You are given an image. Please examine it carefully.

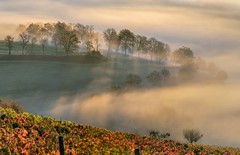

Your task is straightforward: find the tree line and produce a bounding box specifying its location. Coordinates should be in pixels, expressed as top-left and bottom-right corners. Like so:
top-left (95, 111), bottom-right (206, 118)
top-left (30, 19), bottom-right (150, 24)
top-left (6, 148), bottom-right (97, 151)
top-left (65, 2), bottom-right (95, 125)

top-left (2, 21), bottom-right (228, 82)
top-left (3, 22), bottom-right (170, 63)
top-left (2, 22), bottom-right (199, 64)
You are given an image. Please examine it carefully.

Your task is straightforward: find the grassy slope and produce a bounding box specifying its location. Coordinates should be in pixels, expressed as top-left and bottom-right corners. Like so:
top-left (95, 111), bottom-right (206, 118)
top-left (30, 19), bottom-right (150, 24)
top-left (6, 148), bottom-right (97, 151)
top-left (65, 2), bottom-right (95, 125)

top-left (0, 107), bottom-right (239, 155)
top-left (0, 52), bottom-right (174, 114)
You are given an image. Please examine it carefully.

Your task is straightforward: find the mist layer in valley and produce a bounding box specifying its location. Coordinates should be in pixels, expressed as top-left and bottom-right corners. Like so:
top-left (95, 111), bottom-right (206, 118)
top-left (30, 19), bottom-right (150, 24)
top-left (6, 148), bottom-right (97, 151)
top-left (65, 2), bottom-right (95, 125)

top-left (0, 52), bottom-right (240, 147)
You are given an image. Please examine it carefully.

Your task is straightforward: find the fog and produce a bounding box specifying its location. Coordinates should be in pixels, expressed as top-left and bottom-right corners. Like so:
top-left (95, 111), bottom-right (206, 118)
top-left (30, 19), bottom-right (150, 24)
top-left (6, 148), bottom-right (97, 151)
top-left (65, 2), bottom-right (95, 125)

top-left (1, 51), bottom-right (239, 147)
top-left (0, 0), bottom-right (239, 150)
top-left (50, 83), bottom-right (240, 147)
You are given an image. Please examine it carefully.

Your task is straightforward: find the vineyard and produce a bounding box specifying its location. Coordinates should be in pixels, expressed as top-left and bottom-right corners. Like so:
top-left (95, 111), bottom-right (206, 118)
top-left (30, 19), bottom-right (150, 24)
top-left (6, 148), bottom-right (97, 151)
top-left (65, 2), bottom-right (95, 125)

top-left (0, 107), bottom-right (239, 154)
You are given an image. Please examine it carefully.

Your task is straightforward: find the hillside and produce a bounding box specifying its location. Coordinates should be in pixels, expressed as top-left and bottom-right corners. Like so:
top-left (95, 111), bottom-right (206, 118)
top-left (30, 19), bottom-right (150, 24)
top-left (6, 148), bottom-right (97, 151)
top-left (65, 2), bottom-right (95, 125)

top-left (0, 107), bottom-right (239, 154)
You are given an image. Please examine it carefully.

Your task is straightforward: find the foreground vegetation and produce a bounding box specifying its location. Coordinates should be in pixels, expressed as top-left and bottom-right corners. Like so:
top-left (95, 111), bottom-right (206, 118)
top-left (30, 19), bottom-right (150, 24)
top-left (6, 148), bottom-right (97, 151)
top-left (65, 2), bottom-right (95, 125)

top-left (0, 107), bottom-right (239, 154)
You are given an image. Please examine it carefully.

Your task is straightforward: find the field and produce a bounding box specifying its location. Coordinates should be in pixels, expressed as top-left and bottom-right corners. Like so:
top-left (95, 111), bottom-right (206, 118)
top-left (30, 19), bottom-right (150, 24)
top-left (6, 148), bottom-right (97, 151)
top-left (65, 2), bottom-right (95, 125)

top-left (0, 107), bottom-right (239, 154)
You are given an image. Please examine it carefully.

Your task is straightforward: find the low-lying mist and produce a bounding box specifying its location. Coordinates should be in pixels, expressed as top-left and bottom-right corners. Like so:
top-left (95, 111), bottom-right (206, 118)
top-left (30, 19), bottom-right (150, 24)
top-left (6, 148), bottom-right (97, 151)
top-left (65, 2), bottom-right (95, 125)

top-left (0, 52), bottom-right (239, 148)
top-left (50, 83), bottom-right (240, 147)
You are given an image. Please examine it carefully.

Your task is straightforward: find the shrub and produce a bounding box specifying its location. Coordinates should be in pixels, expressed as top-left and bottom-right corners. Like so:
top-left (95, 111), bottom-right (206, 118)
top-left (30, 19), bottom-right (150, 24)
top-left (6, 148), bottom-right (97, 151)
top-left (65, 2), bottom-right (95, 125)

top-left (124, 74), bottom-right (142, 88)
top-left (161, 68), bottom-right (170, 80)
top-left (0, 100), bottom-right (24, 113)
top-left (149, 130), bottom-right (170, 139)
top-left (183, 129), bottom-right (203, 143)
top-left (147, 71), bottom-right (162, 84)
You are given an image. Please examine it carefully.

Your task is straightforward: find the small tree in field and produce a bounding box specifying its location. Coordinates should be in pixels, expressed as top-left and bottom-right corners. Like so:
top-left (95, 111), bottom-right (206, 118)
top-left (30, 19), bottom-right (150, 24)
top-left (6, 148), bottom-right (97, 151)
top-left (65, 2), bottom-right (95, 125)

top-left (183, 129), bottom-right (203, 143)
top-left (147, 70), bottom-right (162, 85)
top-left (4, 35), bottom-right (14, 55)
top-left (125, 74), bottom-right (142, 88)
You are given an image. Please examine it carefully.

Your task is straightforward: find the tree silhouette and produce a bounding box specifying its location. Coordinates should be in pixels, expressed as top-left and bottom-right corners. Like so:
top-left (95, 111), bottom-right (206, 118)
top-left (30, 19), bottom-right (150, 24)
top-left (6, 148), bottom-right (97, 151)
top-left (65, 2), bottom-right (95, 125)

top-left (19, 32), bottom-right (30, 55)
top-left (183, 129), bottom-right (203, 143)
top-left (40, 23), bottom-right (53, 55)
top-left (172, 46), bottom-right (194, 65)
top-left (52, 22), bottom-right (79, 55)
top-left (125, 74), bottom-right (142, 88)
top-left (103, 28), bottom-right (118, 56)
top-left (161, 68), bottom-right (170, 80)
top-left (147, 70), bottom-right (162, 85)
top-left (135, 35), bottom-right (148, 58)
top-left (147, 37), bottom-right (158, 61)
top-left (4, 35), bottom-right (14, 55)
top-left (118, 29), bottom-right (135, 55)
top-left (26, 23), bottom-right (41, 54)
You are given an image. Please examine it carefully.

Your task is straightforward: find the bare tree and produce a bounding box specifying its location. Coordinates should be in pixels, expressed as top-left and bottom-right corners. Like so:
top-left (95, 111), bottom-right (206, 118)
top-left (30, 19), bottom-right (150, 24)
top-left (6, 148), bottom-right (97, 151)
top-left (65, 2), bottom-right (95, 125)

top-left (40, 23), bottom-right (53, 55)
top-left (4, 35), bottom-right (14, 55)
top-left (183, 129), bottom-right (203, 143)
top-left (26, 23), bottom-right (41, 54)
top-left (19, 32), bottom-right (30, 55)
top-left (40, 38), bottom-right (48, 55)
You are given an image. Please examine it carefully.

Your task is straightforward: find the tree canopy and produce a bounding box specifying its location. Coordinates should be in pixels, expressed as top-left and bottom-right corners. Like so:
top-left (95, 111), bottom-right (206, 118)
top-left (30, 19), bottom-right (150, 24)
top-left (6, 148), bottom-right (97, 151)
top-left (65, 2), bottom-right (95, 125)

top-left (118, 29), bottom-right (135, 55)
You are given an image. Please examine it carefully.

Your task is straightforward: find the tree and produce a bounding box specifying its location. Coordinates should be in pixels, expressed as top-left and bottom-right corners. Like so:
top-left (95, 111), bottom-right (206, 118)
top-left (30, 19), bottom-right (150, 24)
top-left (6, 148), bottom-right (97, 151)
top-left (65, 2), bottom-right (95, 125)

top-left (183, 129), bottom-right (203, 143)
top-left (4, 35), bottom-right (14, 55)
top-left (161, 44), bottom-right (171, 62)
top-left (172, 46), bottom-right (194, 65)
top-left (161, 68), bottom-right (170, 80)
top-left (103, 28), bottom-right (118, 55)
top-left (40, 38), bottom-right (48, 55)
top-left (147, 37), bottom-right (158, 61)
top-left (154, 41), bottom-right (165, 63)
top-left (61, 30), bottom-right (79, 55)
top-left (135, 35), bottom-right (148, 58)
top-left (39, 23), bottom-right (53, 55)
top-left (118, 29), bottom-right (135, 55)
top-left (52, 22), bottom-right (79, 55)
top-left (74, 23), bottom-right (95, 50)
top-left (26, 23), bottom-right (41, 54)
top-left (19, 32), bottom-right (30, 55)
top-left (125, 74), bottom-right (142, 88)
top-left (149, 130), bottom-right (170, 139)
top-left (147, 71), bottom-right (162, 84)
top-left (85, 41), bottom-right (94, 52)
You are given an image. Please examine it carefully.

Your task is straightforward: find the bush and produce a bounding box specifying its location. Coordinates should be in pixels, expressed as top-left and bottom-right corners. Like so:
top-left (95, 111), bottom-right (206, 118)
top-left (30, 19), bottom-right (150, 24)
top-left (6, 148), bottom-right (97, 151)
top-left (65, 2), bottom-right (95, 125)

top-left (124, 74), bottom-right (142, 88)
top-left (149, 130), bottom-right (170, 139)
top-left (147, 71), bottom-right (162, 84)
top-left (85, 50), bottom-right (104, 60)
top-left (183, 129), bottom-right (203, 143)
top-left (161, 68), bottom-right (170, 80)
top-left (0, 100), bottom-right (24, 113)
